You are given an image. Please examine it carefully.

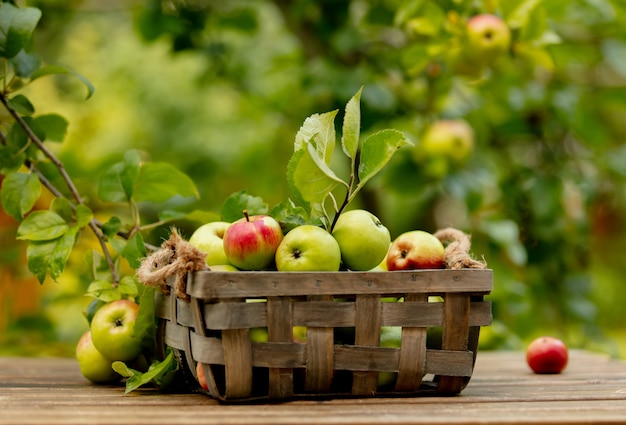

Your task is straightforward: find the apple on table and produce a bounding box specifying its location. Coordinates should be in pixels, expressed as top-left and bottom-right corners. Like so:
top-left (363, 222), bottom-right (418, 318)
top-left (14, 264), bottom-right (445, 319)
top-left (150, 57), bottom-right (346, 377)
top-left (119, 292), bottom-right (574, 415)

top-left (75, 331), bottom-right (120, 384)
top-left (89, 299), bottom-right (143, 362)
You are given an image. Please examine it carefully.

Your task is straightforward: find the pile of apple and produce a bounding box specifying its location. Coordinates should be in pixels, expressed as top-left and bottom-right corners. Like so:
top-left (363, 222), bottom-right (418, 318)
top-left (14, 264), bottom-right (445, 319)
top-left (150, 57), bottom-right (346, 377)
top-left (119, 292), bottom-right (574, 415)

top-left (189, 209), bottom-right (446, 273)
top-left (76, 300), bottom-right (142, 384)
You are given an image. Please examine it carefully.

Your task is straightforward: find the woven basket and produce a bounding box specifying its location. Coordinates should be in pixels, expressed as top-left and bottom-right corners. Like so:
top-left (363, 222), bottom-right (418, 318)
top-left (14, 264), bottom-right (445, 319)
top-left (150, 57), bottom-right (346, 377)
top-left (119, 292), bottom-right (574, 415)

top-left (155, 268), bottom-right (492, 402)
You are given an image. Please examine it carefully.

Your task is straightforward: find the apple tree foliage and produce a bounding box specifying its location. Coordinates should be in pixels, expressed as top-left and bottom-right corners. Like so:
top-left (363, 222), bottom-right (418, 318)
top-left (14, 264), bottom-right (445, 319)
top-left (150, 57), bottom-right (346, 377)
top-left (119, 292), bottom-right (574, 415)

top-left (124, 0), bottom-right (626, 352)
top-left (2, 0), bottom-right (626, 359)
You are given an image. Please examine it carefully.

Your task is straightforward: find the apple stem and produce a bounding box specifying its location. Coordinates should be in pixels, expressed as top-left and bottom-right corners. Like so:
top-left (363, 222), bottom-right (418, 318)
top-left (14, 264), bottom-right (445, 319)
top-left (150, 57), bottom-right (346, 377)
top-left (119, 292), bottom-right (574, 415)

top-left (243, 210), bottom-right (250, 222)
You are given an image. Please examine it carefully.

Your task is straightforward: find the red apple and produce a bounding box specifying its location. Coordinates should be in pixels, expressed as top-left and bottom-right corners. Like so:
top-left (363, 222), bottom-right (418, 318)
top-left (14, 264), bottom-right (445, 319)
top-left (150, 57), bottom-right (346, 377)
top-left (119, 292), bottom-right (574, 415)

top-left (465, 14), bottom-right (511, 64)
top-left (526, 336), bottom-right (569, 374)
top-left (196, 362), bottom-right (209, 390)
top-left (223, 211), bottom-right (284, 270)
top-left (386, 230), bottom-right (445, 271)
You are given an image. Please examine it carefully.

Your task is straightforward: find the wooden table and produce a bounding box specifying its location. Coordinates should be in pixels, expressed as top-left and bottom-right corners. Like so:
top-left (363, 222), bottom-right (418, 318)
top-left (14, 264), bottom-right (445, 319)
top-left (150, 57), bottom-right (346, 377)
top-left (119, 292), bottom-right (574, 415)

top-left (1, 350), bottom-right (626, 424)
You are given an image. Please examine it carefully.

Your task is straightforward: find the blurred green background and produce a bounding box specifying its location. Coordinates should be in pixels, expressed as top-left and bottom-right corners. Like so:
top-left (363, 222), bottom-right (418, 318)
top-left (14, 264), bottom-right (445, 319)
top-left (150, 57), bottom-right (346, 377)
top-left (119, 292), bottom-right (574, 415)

top-left (1, 0), bottom-right (626, 358)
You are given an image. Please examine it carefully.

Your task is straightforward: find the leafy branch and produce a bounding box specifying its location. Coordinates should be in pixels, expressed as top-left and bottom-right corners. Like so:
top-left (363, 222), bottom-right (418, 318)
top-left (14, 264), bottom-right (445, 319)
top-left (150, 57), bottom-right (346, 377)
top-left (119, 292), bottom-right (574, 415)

top-left (287, 86), bottom-right (413, 231)
top-left (0, 3), bottom-right (199, 303)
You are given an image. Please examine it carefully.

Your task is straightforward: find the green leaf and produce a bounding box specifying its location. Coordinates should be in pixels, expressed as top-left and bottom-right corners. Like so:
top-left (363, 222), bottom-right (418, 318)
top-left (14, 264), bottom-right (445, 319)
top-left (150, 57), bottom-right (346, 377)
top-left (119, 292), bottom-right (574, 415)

top-left (17, 210), bottom-right (68, 241)
top-left (121, 232), bottom-right (147, 269)
top-left (48, 229), bottom-right (77, 281)
top-left (34, 114), bottom-right (68, 142)
top-left (98, 150), bottom-right (141, 203)
top-left (31, 65), bottom-right (95, 99)
top-left (341, 86), bottom-right (362, 160)
top-left (135, 286), bottom-right (157, 352)
top-left (0, 3), bottom-right (41, 59)
top-left (50, 197), bottom-right (73, 222)
top-left (25, 229), bottom-right (76, 283)
top-left (356, 129), bottom-right (412, 191)
top-left (269, 200), bottom-right (309, 234)
top-left (133, 162), bottom-right (199, 203)
top-left (113, 348), bottom-right (178, 394)
top-left (506, 0), bottom-right (542, 30)
top-left (101, 216), bottom-right (122, 239)
top-left (87, 279), bottom-right (122, 302)
top-left (294, 109), bottom-right (338, 164)
top-left (0, 171), bottom-right (41, 220)
top-left (220, 190), bottom-right (268, 223)
top-left (287, 143), bottom-right (345, 204)
top-left (118, 275), bottom-right (140, 298)
top-left (0, 145), bottom-right (26, 172)
top-left (7, 94), bottom-right (34, 115)
top-left (10, 48), bottom-right (40, 77)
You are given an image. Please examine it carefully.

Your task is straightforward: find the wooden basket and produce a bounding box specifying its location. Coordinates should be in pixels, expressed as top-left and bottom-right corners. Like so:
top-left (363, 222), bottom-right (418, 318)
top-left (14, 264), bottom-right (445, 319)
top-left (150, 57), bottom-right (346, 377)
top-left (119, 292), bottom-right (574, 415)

top-left (155, 268), bottom-right (493, 402)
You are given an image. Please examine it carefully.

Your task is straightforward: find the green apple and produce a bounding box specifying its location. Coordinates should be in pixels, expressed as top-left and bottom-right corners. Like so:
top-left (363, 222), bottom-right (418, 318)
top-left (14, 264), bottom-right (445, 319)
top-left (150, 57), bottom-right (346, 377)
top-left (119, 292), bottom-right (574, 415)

top-left (275, 225), bottom-right (341, 271)
top-left (90, 299), bottom-right (142, 362)
top-left (189, 221), bottom-right (231, 266)
top-left (332, 209), bottom-right (391, 271)
top-left (417, 120), bottom-right (474, 164)
top-left (386, 230), bottom-right (445, 271)
top-left (465, 14), bottom-right (511, 65)
top-left (75, 331), bottom-right (120, 384)
top-left (209, 264), bottom-right (239, 272)
top-left (223, 211), bottom-right (284, 270)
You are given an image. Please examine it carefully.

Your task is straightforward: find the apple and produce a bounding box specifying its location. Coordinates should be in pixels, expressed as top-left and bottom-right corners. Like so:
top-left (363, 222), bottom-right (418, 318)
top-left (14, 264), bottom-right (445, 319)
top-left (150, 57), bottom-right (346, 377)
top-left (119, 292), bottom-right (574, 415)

top-left (90, 299), bottom-right (142, 362)
top-left (209, 264), bottom-right (239, 272)
top-left (526, 336), bottom-right (569, 374)
top-left (189, 221), bottom-right (231, 266)
top-left (332, 209), bottom-right (391, 271)
top-left (75, 331), bottom-right (120, 384)
top-left (386, 230), bottom-right (445, 271)
top-left (417, 120), bottom-right (474, 165)
top-left (275, 225), bottom-right (341, 271)
top-left (223, 211), bottom-right (284, 270)
top-left (196, 362), bottom-right (209, 390)
top-left (465, 14), bottom-right (511, 63)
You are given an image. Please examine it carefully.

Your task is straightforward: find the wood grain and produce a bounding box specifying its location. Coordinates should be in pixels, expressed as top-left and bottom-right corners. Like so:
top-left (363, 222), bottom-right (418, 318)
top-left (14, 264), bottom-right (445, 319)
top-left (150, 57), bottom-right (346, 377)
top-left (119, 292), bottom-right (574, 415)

top-left (1, 351), bottom-right (626, 425)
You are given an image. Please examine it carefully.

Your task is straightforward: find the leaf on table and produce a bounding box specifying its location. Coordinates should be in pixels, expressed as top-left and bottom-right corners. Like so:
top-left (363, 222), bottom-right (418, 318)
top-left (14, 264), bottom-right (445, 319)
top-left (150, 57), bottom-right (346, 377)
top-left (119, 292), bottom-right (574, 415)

top-left (113, 349), bottom-right (178, 394)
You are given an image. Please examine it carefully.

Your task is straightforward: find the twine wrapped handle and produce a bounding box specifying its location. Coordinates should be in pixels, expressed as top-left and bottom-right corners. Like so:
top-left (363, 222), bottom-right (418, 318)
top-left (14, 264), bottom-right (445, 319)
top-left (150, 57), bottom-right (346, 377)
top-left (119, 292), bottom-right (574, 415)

top-left (435, 227), bottom-right (487, 270)
top-left (137, 228), bottom-right (207, 301)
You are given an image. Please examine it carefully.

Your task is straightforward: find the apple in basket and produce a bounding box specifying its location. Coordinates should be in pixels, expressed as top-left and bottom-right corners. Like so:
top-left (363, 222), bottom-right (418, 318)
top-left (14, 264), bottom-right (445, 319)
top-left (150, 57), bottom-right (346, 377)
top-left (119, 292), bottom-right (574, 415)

top-left (275, 225), bottom-right (341, 271)
top-left (332, 209), bottom-right (391, 271)
top-left (223, 211), bottom-right (284, 270)
top-left (189, 221), bottom-right (231, 266)
top-left (386, 230), bottom-right (445, 271)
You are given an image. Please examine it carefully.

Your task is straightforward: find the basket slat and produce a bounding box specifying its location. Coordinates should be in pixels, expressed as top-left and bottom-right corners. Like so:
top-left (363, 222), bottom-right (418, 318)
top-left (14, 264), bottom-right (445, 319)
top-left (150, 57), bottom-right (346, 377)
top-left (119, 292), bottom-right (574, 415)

top-left (395, 294), bottom-right (427, 391)
top-left (267, 296), bottom-right (294, 399)
top-left (187, 269), bottom-right (492, 299)
top-left (352, 295), bottom-right (382, 395)
top-left (304, 295), bottom-right (334, 393)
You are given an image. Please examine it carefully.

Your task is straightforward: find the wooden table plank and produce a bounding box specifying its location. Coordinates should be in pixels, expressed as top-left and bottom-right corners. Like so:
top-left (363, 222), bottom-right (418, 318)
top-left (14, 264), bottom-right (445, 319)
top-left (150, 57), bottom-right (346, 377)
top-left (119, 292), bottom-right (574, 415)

top-left (1, 351), bottom-right (626, 425)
